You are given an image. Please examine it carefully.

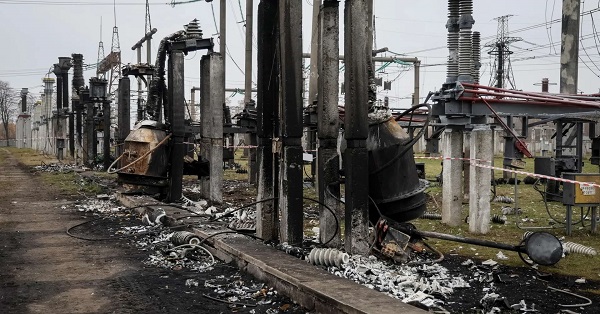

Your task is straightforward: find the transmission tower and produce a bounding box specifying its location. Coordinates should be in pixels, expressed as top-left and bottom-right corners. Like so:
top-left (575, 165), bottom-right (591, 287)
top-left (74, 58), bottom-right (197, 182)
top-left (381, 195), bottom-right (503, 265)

top-left (145, 0), bottom-right (152, 34)
top-left (486, 15), bottom-right (522, 89)
top-left (107, 2), bottom-right (121, 100)
top-left (96, 18), bottom-right (106, 79)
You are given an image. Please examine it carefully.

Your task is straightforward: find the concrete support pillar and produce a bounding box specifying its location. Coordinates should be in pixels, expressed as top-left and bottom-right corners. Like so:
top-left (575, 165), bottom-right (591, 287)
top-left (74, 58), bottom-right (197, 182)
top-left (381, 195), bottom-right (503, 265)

top-left (167, 51), bottom-right (186, 202)
top-left (200, 53), bottom-right (225, 204)
top-left (468, 125), bottom-right (493, 234)
top-left (256, 0), bottom-right (279, 242)
top-left (278, 0), bottom-right (304, 246)
top-left (463, 132), bottom-right (470, 201)
top-left (343, 0), bottom-right (371, 255)
top-left (317, 0), bottom-right (341, 247)
top-left (560, 0), bottom-right (580, 94)
top-left (102, 101), bottom-right (111, 170)
top-left (117, 77), bottom-right (131, 159)
top-left (442, 129), bottom-right (463, 226)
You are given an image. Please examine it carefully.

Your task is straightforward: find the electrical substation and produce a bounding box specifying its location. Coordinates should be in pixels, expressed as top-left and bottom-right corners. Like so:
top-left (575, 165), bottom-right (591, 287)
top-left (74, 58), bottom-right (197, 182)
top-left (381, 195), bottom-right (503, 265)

top-left (3, 0), bottom-right (600, 313)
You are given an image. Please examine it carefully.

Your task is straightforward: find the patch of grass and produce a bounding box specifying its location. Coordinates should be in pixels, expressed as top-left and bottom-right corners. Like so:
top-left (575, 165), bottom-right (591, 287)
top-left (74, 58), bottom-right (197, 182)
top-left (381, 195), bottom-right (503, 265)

top-left (414, 154), bottom-right (600, 280)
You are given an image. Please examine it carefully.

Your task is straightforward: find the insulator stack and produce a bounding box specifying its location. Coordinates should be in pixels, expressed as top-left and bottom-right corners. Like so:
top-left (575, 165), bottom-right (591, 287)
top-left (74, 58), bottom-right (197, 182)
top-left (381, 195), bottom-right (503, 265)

top-left (446, 0), bottom-right (460, 82)
top-left (420, 212), bottom-right (442, 220)
top-left (493, 195), bottom-right (514, 204)
top-left (185, 19), bottom-right (203, 38)
top-left (471, 31), bottom-right (481, 84)
top-left (522, 231), bottom-right (534, 240)
top-left (170, 231), bottom-right (201, 246)
top-left (307, 248), bottom-right (349, 268)
top-left (491, 214), bottom-right (506, 224)
top-left (563, 241), bottom-right (597, 256)
top-left (457, 0), bottom-right (475, 81)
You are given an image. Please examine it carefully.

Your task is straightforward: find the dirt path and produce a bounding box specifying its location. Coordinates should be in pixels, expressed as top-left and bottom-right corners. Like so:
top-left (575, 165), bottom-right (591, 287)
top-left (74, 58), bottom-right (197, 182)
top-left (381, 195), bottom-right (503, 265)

top-left (0, 148), bottom-right (140, 313)
top-left (0, 149), bottom-right (304, 314)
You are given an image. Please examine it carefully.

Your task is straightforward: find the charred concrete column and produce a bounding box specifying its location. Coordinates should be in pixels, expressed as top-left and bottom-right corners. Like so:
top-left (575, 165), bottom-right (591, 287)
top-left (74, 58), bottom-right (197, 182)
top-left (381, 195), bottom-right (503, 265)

top-left (167, 51), bottom-right (186, 202)
top-left (102, 100), bottom-right (111, 170)
top-left (72, 54), bottom-right (85, 161)
top-left (446, 0), bottom-right (460, 82)
top-left (63, 69), bottom-right (74, 158)
top-left (442, 129), bottom-right (463, 226)
top-left (463, 132), bottom-right (470, 202)
top-left (117, 77), bottom-right (130, 160)
top-left (43, 78), bottom-right (55, 155)
top-left (256, 0), bottom-right (279, 241)
top-left (317, 0), bottom-right (341, 247)
top-left (278, 0), bottom-right (304, 246)
top-left (344, 0), bottom-right (371, 255)
top-left (560, 0), bottom-right (580, 94)
top-left (16, 88), bottom-right (30, 149)
top-left (468, 125), bottom-right (492, 234)
top-left (199, 53), bottom-right (225, 204)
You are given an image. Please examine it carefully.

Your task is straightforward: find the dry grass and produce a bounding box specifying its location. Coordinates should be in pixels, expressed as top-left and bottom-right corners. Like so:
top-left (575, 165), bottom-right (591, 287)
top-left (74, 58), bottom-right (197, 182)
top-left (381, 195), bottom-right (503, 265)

top-left (414, 154), bottom-right (600, 280)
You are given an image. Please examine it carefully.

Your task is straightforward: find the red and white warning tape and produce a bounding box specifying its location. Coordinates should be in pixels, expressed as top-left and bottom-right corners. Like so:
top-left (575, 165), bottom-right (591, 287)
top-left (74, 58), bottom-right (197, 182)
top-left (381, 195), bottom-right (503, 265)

top-left (415, 156), bottom-right (600, 188)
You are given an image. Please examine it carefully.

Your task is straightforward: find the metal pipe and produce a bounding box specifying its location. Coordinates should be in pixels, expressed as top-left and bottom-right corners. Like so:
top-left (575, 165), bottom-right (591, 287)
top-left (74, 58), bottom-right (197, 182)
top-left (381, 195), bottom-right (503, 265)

top-left (417, 229), bottom-right (522, 252)
top-left (462, 82), bottom-right (600, 104)
top-left (462, 90), bottom-right (600, 108)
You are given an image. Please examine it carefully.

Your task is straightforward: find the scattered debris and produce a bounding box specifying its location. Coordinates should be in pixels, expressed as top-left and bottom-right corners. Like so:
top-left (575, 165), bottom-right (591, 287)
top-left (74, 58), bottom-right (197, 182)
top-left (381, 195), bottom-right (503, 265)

top-left (493, 195), bottom-right (515, 204)
top-left (501, 206), bottom-right (522, 215)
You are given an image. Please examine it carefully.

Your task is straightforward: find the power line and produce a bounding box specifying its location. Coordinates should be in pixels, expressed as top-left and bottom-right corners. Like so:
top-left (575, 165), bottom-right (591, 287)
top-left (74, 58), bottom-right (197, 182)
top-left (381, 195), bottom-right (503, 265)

top-left (0, 0), bottom-right (166, 5)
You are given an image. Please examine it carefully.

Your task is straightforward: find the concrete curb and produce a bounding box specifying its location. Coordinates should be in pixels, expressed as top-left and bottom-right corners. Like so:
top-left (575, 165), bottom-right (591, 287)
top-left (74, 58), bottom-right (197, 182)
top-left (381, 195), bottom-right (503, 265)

top-left (117, 192), bottom-right (427, 314)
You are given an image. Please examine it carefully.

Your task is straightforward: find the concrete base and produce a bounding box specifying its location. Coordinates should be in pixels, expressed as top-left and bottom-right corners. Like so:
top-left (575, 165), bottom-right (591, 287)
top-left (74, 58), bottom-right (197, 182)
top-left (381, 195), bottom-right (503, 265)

top-left (442, 129), bottom-right (464, 226)
top-left (468, 125), bottom-right (493, 234)
top-left (317, 145), bottom-right (341, 247)
top-left (200, 138), bottom-right (223, 204)
top-left (16, 115), bottom-right (31, 149)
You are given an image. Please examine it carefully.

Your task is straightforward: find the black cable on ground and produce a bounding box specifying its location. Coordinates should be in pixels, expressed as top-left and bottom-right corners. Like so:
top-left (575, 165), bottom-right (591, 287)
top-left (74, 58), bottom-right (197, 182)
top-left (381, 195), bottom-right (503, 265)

top-left (302, 197), bottom-right (339, 247)
top-left (66, 217), bottom-right (168, 241)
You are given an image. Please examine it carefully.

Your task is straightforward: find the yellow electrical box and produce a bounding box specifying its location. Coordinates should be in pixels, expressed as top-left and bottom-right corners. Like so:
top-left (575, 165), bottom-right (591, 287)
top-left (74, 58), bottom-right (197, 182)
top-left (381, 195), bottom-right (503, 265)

top-left (562, 173), bottom-right (600, 205)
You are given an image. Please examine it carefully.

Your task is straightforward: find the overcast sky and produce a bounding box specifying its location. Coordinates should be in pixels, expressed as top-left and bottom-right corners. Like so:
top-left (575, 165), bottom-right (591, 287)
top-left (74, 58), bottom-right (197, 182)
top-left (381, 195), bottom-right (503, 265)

top-left (0, 0), bottom-right (599, 110)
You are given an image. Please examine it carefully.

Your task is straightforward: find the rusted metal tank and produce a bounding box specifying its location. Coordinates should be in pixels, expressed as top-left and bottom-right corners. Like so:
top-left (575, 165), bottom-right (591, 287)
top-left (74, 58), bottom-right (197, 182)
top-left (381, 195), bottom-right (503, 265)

top-left (367, 116), bottom-right (428, 223)
top-left (117, 121), bottom-right (169, 188)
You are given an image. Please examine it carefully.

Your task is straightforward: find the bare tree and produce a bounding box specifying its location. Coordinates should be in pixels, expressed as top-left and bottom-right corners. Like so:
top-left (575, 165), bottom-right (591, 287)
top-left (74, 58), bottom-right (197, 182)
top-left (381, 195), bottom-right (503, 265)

top-left (0, 80), bottom-right (18, 146)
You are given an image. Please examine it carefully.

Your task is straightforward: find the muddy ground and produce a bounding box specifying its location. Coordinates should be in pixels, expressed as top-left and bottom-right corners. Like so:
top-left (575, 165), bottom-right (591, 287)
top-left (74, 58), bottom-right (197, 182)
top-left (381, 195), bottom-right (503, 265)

top-left (0, 149), bottom-right (305, 314)
top-left (1, 147), bottom-right (599, 314)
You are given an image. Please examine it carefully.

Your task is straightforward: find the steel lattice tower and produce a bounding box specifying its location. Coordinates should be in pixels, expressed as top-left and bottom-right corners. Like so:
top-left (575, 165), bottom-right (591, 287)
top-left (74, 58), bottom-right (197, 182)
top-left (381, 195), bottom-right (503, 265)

top-left (486, 15), bottom-right (522, 89)
top-left (96, 18), bottom-right (106, 79)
